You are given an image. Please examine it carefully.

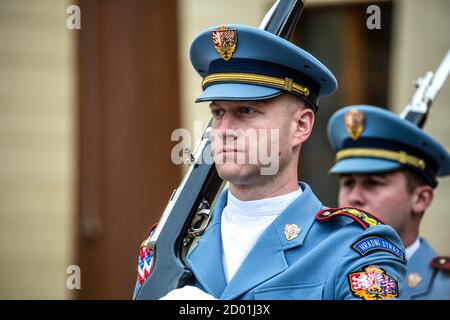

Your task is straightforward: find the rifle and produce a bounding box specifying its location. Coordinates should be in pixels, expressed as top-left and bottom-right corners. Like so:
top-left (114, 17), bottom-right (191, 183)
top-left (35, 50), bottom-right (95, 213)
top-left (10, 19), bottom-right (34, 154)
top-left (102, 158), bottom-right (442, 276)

top-left (135, 0), bottom-right (305, 300)
top-left (400, 49), bottom-right (450, 127)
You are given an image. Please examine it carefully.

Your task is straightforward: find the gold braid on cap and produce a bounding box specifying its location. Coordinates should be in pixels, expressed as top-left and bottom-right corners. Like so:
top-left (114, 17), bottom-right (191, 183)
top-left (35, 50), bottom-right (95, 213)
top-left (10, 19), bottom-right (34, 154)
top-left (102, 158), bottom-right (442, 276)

top-left (336, 148), bottom-right (426, 170)
top-left (202, 73), bottom-right (310, 97)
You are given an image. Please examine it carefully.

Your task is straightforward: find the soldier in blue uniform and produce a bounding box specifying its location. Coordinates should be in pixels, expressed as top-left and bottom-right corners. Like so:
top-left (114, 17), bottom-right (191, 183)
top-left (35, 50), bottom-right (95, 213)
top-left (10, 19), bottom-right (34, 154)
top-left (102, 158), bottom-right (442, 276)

top-left (135, 25), bottom-right (408, 300)
top-left (327, 105), bottom-right (450, 299)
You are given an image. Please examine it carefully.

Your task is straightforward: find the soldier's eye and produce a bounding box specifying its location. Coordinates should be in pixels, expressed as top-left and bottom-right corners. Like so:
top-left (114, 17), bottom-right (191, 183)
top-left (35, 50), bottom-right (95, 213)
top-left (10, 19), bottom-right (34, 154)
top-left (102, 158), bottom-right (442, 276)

top-left (367, 179), bottom-right (384, 187)
top-left (211, 109), bottom-right (224, 118)
top-left (238, 106), bottom-right (255, 115)
top-left (341, 179), bottom-right (354, 188)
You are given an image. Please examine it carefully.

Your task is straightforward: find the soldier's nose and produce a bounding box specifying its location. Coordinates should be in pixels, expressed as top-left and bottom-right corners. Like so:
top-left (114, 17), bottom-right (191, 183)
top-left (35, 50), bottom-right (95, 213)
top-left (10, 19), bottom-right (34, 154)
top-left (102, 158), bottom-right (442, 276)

top-left (348, 186), bottom-right (366, 208)
top-left (217, 114), bottom-right (238, 137)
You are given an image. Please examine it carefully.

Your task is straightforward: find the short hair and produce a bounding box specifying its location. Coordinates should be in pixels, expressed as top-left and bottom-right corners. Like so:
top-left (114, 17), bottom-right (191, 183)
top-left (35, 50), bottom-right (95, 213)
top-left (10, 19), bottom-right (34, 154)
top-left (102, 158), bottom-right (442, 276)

top-left (402, 169), bottom-right (433, 193)
top-left (282, 93), bottom-right (308, 115)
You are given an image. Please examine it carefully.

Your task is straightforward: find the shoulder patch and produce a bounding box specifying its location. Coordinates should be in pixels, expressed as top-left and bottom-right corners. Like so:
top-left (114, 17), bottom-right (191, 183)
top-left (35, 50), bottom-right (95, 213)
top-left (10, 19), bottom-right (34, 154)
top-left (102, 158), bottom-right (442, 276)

top-left (430, 256), bottom-right (450, 272)
top-left (352, 236), bottom-right (405, 260)
top-left (137, 223), bottom-right (158, 285)
top-left (348, 265), bottom-right (399, 300)
top-left (316, 207), bottom-right (385, 230)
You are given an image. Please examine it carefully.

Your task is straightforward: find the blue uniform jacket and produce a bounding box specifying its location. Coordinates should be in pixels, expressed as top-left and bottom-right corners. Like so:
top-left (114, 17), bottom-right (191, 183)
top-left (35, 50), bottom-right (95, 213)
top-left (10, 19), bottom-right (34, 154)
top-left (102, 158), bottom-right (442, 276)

top-left (405, 238), bottom-right (450, 299)
top-left (186, 182), bottom-right (408, 300)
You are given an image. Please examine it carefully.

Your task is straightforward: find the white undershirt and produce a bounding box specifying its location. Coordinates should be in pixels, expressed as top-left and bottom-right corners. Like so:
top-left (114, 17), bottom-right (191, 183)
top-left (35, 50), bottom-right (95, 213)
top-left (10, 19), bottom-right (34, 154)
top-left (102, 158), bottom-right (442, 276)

top-left (221, 188), bottom-right (302, 282)
top-left (405, 237), bottom-right (420, 260)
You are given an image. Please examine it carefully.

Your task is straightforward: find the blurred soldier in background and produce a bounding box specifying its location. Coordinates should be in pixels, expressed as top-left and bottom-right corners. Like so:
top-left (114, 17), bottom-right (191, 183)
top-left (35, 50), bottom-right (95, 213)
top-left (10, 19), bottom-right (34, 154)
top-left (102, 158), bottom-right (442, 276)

top-left (328, 105), bottom-right (450, 299)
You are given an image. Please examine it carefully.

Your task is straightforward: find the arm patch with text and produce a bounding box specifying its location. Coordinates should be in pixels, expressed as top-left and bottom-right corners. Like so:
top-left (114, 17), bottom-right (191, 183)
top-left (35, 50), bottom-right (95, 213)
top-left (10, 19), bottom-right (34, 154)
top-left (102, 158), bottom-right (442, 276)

top-left (352, 236), bottom-right (405, 260)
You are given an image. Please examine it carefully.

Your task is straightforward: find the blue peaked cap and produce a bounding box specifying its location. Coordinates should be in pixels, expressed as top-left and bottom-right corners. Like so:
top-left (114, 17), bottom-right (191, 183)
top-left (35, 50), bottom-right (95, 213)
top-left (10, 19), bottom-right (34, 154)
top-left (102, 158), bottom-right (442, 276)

top-left (190, 24), bottom-right (338, 111)
top-left (327, 105), bottom-right (450, 187)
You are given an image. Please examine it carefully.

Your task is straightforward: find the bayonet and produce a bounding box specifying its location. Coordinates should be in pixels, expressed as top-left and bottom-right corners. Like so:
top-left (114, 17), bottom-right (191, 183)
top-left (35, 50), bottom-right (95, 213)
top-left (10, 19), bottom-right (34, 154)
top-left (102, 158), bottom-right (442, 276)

top-left (400, 49), bottom-right (450, 127)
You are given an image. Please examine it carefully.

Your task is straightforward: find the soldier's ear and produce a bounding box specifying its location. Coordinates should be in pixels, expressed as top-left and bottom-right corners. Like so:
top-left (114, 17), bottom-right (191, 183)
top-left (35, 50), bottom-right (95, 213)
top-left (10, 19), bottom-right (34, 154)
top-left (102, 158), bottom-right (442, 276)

top-left (292, 104), bottom-right (314, 148)
top-left (411, 185), bottom-right (434, 217)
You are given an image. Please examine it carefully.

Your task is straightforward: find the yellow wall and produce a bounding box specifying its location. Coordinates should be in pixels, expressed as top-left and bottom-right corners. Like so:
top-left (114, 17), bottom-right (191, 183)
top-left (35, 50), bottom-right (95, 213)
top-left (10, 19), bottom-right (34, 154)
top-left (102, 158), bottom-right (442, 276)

top-left (0, 0), bottom-right (75, 298)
